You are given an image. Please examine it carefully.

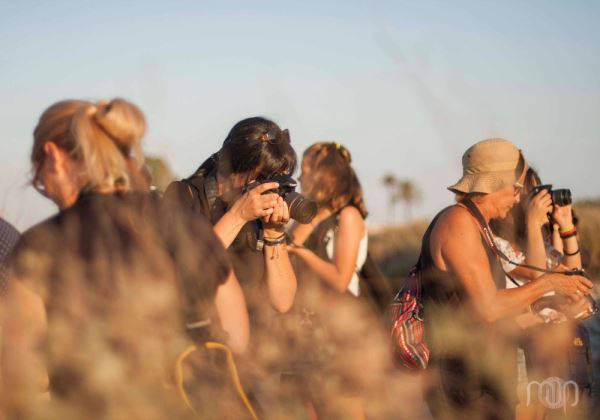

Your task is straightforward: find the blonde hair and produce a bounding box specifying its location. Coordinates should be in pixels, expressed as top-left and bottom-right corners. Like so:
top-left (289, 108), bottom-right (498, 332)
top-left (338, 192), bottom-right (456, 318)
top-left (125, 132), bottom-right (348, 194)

top-left (32, 98), bottom-right (146, 192)
top-left (302, 142), bottom-right (368, 218)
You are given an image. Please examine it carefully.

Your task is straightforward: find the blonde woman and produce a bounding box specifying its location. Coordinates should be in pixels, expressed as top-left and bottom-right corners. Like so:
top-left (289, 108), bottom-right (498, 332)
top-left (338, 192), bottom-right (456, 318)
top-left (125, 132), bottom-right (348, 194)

top-left (0, 99), bottom-right (248, 417)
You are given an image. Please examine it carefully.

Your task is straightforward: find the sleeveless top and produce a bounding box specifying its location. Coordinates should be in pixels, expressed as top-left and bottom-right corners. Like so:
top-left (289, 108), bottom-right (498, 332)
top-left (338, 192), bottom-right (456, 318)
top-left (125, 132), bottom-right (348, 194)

top-left (305, 209), bottom-right (367, 296)
top-left (420, 206), bottom-right (507, 303)
top-left (419, 205), bottom-right (517, 410)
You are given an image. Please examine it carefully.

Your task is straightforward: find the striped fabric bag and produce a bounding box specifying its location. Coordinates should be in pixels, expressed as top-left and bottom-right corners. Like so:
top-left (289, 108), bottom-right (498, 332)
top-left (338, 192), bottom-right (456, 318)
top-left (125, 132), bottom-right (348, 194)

top-left (390, 265), bottom-right (429, 370)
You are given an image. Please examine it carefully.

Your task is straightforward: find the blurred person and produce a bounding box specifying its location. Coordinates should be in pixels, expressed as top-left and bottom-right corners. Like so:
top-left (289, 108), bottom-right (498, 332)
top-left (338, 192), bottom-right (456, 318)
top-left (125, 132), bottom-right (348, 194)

top-left (286, 142), bottom-right (385, 419)
top-left (0, 99), bottom-right (248, 418)
top-left (0, 216), bottom-right (20, 395)
top-left (419, 138), bottom-right (593, 420)
top-left (493, 167), bottom-right (596, 419)
top-left (0, 217), bottom-right (20, 297)
top-left (164, 117), bottom-right (299, 414)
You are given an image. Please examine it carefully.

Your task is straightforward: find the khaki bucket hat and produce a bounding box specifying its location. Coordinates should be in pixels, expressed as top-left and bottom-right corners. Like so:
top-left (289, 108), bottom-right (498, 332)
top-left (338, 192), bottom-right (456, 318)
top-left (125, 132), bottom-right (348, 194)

top-left (448, 138), bottom-right (527, 194)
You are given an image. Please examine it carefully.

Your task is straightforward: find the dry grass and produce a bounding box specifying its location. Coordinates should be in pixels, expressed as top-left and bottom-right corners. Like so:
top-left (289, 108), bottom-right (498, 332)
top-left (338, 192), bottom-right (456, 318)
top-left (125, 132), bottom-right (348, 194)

top-left (574, 200), bottom-right (600, 280)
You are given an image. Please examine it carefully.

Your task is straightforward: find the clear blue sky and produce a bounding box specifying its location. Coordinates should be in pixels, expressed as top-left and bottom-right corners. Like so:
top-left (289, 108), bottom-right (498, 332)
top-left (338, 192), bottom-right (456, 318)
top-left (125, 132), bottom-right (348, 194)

top-left (1, 0), bottom-right (599, 229)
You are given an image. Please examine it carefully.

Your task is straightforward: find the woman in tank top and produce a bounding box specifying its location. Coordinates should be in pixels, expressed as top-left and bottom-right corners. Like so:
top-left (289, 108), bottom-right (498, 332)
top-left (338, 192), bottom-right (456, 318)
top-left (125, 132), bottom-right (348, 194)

top-left (288, 142), bottom-right (372, 420)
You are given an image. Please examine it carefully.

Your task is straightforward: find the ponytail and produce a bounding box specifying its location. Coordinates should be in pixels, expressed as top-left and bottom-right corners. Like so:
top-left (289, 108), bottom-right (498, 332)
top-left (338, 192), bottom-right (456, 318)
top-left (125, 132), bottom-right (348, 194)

top-left (33, 98), bottom-right (147, 193)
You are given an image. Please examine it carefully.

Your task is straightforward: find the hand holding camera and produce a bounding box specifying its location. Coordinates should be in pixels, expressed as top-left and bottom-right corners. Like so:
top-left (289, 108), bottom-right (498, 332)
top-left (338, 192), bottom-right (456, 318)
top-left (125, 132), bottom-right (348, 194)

top-left (527, 188), bottom-right (553, 227)
top-left (243, 174), bottom-right (317, 225)
top-left (551, 203), bottom-right (574, 230)
top-left (544, 270), bottom-right (593, 302)
top-left (231, 181), bottom-right (281, 222)
top-left (262, 196), bottom-right (291, 238)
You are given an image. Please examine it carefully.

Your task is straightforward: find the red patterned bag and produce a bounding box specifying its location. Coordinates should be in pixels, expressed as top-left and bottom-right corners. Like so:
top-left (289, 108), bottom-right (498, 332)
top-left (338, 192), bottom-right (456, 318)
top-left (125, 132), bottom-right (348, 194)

top-left (390, 265), bottom-right (429, 370)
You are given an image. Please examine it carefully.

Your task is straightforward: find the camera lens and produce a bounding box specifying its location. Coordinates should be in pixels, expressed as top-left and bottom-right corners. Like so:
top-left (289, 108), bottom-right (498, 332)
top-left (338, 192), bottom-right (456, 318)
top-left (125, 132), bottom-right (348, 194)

top-left (551, 189), bottom-right (572, 207)
top-left (284, 192), bottom-right (317, 224)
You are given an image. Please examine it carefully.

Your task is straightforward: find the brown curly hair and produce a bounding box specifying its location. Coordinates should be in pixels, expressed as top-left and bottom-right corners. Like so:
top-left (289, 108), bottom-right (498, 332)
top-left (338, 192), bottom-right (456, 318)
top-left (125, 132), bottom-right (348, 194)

top-left (301, 142), bottom-right (368, 219)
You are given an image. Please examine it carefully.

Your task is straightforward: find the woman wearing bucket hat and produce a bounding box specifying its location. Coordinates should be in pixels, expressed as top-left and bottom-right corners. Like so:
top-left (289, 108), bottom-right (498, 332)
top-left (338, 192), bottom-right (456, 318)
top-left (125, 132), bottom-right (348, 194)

top-left (417, 138), bottom-right (593, 419)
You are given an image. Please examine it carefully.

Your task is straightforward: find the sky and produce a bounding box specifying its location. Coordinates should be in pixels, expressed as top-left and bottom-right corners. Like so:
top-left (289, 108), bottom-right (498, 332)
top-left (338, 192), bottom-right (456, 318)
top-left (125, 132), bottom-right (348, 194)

top-left (1, 0), bottom-right (599, 230)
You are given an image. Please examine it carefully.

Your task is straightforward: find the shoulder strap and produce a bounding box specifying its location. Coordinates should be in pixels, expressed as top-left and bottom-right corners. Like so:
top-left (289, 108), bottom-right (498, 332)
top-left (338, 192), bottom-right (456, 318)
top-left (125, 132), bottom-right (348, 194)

top-left (461, 199), bottom-right (499, 252)
top-left (462, 199), bottom-right (561, 277)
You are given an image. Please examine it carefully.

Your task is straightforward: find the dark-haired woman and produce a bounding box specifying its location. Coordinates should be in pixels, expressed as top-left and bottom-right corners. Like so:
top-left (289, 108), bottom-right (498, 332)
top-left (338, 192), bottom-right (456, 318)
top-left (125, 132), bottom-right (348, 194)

top-left (490, 167), bottom-right (592, 419)
top-left (165, 117), bottom-right (297, 315)
top-left (1, 99), bottom-right (248, 418)
top-left (287, 142), bottom-right (381, 420)
top-left (164, 117), bottom-right (299, 412)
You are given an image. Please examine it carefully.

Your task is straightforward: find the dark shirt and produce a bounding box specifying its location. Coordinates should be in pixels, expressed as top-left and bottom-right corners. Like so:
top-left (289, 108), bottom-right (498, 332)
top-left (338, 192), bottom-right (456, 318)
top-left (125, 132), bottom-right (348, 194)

top-left (164, 171), bottom-right (267, 321)
top-left (9, 192), bottom-right (231, 394)
top-left (419, 206), bottom-right (517, 419)
top-left (0, 217), bottom-right (20, 296)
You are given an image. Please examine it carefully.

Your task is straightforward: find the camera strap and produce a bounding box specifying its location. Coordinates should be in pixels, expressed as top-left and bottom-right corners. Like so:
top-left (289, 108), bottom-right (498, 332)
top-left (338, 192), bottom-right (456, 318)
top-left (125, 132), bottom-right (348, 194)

top-left (461, 199), bottom-right (577, 277)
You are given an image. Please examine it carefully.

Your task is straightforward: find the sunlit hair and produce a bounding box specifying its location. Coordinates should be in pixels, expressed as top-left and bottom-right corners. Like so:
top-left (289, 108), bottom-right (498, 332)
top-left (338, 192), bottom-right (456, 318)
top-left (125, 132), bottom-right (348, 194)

top-left (32, 98), bottom-right (147, 192)
top-left (217, 116), bottom-right (296, 179)
top-left (302, 142), bottom-right (368, 218)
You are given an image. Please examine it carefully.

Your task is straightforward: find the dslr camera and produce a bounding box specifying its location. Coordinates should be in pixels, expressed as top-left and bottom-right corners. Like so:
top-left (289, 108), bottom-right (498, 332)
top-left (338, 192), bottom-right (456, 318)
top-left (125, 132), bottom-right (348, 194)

top-left (532, 184), bottom-right (572, 207)
top-left (244, 173), bottom-right (317, 224)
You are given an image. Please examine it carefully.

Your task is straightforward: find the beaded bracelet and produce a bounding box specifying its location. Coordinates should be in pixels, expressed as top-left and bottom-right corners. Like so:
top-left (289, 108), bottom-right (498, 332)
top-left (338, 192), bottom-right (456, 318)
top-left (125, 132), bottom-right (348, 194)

top-left (559, 225), bottom-right (577, 239)
top-left (559, 224), bottom-right (575, 233)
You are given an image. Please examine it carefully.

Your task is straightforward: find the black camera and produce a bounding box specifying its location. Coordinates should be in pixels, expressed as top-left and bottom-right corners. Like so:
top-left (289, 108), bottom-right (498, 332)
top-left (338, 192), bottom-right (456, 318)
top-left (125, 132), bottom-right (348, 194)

top-left (244, 173), bottom-right (317, 224)
top-left (532, 184), bottom-right (572, 207)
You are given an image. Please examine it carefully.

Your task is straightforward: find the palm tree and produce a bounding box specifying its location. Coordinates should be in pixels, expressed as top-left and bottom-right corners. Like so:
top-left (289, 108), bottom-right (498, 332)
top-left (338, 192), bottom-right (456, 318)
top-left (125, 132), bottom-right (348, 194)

top-left (382, 172), bottom-right (400, 223)
top-left (397, 180), bottom-right (421, 222)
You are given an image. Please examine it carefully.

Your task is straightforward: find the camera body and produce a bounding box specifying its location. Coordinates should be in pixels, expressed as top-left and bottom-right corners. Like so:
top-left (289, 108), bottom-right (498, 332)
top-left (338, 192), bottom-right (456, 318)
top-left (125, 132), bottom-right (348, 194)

top-left (244, 173), bottom-right (317, 224)
top-left (532, 184), bottom-right (572, 207)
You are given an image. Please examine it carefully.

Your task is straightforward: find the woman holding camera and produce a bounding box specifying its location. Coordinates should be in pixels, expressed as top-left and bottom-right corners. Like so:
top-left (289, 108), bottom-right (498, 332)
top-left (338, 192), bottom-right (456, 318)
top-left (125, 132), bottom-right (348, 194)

top-left (491, 168), bottom-right (583, 285)
top-left (1, 99), bottom-right (247, 417)
top-left (420, 139), bottom-right (593, 419)
top-left (164, 118), bottom-right (300, 414)
top-left (491, 168), bottom-right (593, 419)
top-left (164, 117), bottom-right (298, 317)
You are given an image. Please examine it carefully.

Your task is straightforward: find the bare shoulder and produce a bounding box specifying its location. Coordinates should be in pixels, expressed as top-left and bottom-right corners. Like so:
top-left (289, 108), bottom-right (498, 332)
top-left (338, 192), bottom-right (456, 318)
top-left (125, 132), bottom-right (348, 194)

top-left (339, 206), bottom-right (363, 221)
top-left (338, 206), bottom-right (365, 234)
top-left (431, 205), bottom-right (480, 249)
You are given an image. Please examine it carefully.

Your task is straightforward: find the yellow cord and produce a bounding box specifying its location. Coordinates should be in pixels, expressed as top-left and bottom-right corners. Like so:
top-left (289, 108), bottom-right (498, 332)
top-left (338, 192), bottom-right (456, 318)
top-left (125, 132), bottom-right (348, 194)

top-left (174, 342), bottom-right (259, 420)
top-left (175, 345), bottom-right (198, 413)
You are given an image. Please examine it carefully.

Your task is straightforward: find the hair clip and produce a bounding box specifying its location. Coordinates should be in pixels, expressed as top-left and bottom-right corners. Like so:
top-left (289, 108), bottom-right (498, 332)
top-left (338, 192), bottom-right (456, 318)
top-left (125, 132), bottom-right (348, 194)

top-left (260, 128), bottom-right (290, 144)
top-left (333, 142), bottom-right (351, 163)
